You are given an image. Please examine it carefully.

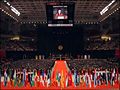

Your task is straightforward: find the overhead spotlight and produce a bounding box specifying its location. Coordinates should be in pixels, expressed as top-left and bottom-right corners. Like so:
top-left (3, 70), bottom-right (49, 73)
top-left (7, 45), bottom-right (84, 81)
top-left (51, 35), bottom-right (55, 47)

top-left (4, 0), bottom-right (7, 2)
top-left (11, 35), bottom-right (20, 41)
top-left (6, 2), bottom-right (10, 6)
top-left (101, 35), bottom-right (111, 41)
top-left (2, 9), bottom-right (4, 11)
top-left (34, 24), bottom-right (36, 27)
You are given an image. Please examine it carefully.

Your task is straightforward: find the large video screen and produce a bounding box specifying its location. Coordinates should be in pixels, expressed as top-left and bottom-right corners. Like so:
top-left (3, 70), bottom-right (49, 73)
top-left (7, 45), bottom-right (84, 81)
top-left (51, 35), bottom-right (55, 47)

top-left (46, 2), bottom-right (75, 27)
top-left (53, 6), bottom-right (68, 20)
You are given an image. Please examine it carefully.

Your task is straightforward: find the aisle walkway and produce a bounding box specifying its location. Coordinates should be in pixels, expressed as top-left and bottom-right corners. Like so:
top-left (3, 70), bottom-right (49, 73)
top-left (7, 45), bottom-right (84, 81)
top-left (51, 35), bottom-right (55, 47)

top-left (51, 60), bottom-right (69, 85)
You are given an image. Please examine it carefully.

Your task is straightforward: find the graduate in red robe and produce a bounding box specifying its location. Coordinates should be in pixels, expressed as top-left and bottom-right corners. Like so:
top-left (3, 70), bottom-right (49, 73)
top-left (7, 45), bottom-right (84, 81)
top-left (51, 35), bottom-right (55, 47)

top-left (68, 71), bottom-right (72, 86)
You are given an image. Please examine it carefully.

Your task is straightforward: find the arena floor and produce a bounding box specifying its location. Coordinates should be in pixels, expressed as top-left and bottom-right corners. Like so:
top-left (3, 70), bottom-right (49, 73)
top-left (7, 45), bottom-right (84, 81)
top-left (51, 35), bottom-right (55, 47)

top-left (1, 83), bottom-right (119, 90)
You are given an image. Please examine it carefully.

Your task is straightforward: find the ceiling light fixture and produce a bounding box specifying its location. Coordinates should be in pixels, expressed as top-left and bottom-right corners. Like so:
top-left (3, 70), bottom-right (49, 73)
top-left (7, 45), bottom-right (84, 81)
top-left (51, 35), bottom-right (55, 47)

top-left (4, 0), bottom-right (20, 16)
top-left (10, 6), bottom-right (20, 16)
top-left (100, 0), bottom-right (116, 15)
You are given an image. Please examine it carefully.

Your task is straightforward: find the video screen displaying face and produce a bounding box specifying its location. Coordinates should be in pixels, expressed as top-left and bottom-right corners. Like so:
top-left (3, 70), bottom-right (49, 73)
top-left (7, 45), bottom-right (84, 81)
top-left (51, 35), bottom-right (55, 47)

top-left (53, 6), bottom-right (68, 20)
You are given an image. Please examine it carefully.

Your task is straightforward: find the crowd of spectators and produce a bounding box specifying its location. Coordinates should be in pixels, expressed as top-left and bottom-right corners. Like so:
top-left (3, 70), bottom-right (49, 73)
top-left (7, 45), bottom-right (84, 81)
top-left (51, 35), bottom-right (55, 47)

top-left (1, 58), bottom-right (119, 73)
top-left (67, 59), bottom-right (119, 70)
top-left (11, 59), bottom-right (54, 70)
top-left (5, 40), bottom-right (37, 51)
top-left (86, 36), bottom-right (119, 50)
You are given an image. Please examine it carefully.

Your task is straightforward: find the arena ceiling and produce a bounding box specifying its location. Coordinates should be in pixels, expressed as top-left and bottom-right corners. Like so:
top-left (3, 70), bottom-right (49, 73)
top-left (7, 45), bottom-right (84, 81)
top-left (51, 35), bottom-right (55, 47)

top-left (1, 0), bottom-right (120, 23)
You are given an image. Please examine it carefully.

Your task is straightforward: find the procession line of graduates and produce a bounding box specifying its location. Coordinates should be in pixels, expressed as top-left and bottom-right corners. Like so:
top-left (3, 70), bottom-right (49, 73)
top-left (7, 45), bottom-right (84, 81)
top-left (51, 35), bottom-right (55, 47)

top-left (0, 68), bottom-right (119, 88)
top-left (1, 68), bottom-right (51, 87)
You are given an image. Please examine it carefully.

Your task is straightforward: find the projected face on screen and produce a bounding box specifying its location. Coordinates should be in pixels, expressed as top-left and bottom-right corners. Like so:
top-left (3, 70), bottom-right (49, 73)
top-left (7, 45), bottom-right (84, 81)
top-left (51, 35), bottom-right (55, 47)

top-left (53, 6), bottom-right (68, 19)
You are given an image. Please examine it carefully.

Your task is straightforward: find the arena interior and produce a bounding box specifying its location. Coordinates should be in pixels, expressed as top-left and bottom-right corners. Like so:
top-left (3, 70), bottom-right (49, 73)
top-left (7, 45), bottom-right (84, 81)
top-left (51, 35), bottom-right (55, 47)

top-left (0, 0), bottom-right (120, 90)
